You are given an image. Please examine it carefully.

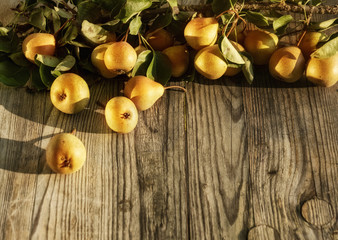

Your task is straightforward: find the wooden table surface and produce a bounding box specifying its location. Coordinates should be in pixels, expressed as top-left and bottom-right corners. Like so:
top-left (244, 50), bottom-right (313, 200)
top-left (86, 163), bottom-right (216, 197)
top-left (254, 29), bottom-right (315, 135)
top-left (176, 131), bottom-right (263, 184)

top-left (0, 1), bottom-right (337, 239)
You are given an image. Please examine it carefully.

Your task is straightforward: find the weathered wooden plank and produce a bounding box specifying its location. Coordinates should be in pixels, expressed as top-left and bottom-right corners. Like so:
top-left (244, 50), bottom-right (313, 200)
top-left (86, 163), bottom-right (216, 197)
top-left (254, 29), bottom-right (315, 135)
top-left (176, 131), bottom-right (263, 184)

top-left (186, 76), bottom-right (250, 239)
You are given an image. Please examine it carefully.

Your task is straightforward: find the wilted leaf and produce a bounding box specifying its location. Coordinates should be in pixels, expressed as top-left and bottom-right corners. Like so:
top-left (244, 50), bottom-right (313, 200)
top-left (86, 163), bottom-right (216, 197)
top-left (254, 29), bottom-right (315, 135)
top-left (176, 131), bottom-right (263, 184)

top-left (311, 37), bottom-right (338, 58)
top-left (129, 16), bottom-right (142, 35)
top-left (39, 64), bottom-right (55, 88)
top-left (273, 15), bottom-right (293, 34)
top-left (218, 35), bottom-right (245, 65)
top-left (241, 52), bottom-right (254, 84)
top-left (246, 11), bottom-right (269, 27)
top-left (29, 8), bottom-right (46, 30)
top-left (132, 50), bottom-right (152, 76)
top-left (0, 59), bottom-right (30, 87)
top-left (146, 51), bottom-right (172, 85)
top-left (118, 0), bottom-right (152, 23)
top-left (35, 54), bottom-right (61, 67)
top-left (81, 20), bottom-right (115, 44)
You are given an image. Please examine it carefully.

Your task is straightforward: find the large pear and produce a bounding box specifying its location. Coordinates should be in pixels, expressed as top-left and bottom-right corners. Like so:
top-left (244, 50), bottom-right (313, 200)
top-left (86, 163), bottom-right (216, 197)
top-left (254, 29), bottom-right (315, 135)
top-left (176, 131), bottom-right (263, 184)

top-left (306, 53), bottom-right (338, 87)
top-left (22, 33), bottom-right (56, 63)
top-left (184, 17), bottom-right (219, 50)
top-left (91, 43), bottom-right (117, 79)
top-left (124, 76), bottom-right (165, 111)
top-left (194, 45), bottom-right (227, 80)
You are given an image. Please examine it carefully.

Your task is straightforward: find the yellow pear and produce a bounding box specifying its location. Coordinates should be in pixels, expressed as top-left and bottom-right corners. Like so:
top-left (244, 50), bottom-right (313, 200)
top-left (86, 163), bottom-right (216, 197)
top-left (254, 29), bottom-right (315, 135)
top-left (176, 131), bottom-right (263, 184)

top-left (145, 28), bottom-right (174, 51)
top-left (298, 31), bottom-right (324, 60)
top-left (194, 45), bottom-right (227, 80)
top-left (105, 96), bottom-right (138, 133)
top-left (124, 76), bottom-right (165, 111)
top-left (91, 43), bottom-right (117, 78)
top-left (46, 133), bottom-right (86, 174)
top-left (22, 33), bottom-right (56, 63)
top-left (50, 73), bottom-right (90, 114)
top-left (184, 17), bottom-right (219, 50)
top-left (306, 53), bottom-right (338, 87)
top-left (162, 45), bottom-right (189, 77)
top-left (224, 41), bottom-right (245, 77)
top-left (269, 46), bottom-right (306, 83)
top-left (244, 30), bottom-right (279, 65)
top-left (104, 41), bottom-right (137, 75)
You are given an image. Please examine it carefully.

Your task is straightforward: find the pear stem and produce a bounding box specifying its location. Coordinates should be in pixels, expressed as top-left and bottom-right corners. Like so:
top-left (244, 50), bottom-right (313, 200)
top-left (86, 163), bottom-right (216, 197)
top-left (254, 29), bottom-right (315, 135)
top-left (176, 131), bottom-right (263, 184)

top-left (297, 6), bottom-right (314, 47)
top-left (164, 86), bottom-right (187, 93)
top-left (121, 27), bottom-right (130, 42)
top-left (71, 129), bottom-right (77, 135)
top-left (54, 17), bottom-right (74, 37)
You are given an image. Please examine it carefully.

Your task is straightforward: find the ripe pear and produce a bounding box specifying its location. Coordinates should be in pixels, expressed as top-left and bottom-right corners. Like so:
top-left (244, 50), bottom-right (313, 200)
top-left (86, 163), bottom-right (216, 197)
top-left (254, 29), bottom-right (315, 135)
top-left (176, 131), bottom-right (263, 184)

top-left (124, 76), bottom-right (164, 111)
top-left (162, 45), bottom-right (189, 77)
top-left (306, 53), bottom-right (338, 87)
top-left (22, 33), bottom-right (56, 63)
top-left (105, 96), bottom-right (138, 133)
top-left (46, 133), bottom-right (86, 174)
top-left (145, 28), bottom-right (174, 51)
top-left (228, 28), bottom-right (245, 45)
top-left (104, 41), bottom-right (137, 75)
top-left (194, 45), bottom-right (227, 80)
top-left (224, 41), bottom-right (245, 77)
top-left (269, 46), bottom-right (306, 83)
top-left (244, 30), bottom-right (279, 65)
top-left (298, 31), bottom-right (324, 60)
top-left (184, 17), bottom-right (219, 50)
top-left (91, 43), bottom-right (117, 79)
top-left (50, 73), bottom-right (90, 114)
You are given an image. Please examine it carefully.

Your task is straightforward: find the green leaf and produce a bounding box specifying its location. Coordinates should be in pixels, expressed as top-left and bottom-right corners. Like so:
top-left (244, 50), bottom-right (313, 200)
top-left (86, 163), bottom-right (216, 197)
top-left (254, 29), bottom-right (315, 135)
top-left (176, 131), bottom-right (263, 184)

top-left (311, 37), bottom-right (338, 59)
top-left (0, 27), bottom-right (10, 36)
top-left (118, 0), bottom-right (152, 23)
top-left (39, 64), bottom-right (55, 88)
top-left (35, 54), bottom-right (61, 67)
top-left (246, 11), bottom-right (269, 27)
top-left (53, 55), bottom-right (76, 72)
top-left (240, 52), bottom-right (254, 84)
top-left (9, 52), bottom-right (31, 67)
top-left (310, 18), bottom-right (338, 30)
top-left (273, 15), bottom-right (293, 34)
top-left (0, 59), bottom-right (30, 87)
top-left (77, 0), bottom-right (101, 23)
top-left (129, 16), bottom-right (142, 35)
top-left (151, 13), bottom-right (172, 31)
top-left (52, 10), bottom-right (61, 33)
top-left (54, 7), bottom-right (73, 19)
top-left (146, 51), bottom-right (172, 85)
top-left (101, 19), bottom-right (121, 32)
top-left (29, 8), bottom-right (46, 31)
top-left (167, 0), bottom-right (179, 15)
top-left (61, 22), bottom-right (78, 43)
top-left (218, 35), bottom-right (245, 65)
top-left (93, 0), bottom-right (121, 12)
top-left (81, 20), bottom-right (115, 44)
top-left (212, 0), bottom-right (236, 15)
top-left (132, 50), bottom-right (152, 76)
top-left (31, 67), bottom-right (47, 90)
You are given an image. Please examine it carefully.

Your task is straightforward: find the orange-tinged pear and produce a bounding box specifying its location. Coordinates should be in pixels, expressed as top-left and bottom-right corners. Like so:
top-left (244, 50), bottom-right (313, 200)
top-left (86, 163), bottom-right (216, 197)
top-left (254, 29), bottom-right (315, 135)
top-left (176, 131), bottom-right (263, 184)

top-left (22, 33), bottom-right (56, 63)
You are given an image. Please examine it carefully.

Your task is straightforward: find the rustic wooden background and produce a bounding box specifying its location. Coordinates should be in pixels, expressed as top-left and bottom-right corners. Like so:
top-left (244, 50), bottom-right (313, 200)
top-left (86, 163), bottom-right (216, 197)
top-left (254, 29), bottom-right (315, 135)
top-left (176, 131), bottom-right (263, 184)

top-left (0, 0), bottom-right (337, 239)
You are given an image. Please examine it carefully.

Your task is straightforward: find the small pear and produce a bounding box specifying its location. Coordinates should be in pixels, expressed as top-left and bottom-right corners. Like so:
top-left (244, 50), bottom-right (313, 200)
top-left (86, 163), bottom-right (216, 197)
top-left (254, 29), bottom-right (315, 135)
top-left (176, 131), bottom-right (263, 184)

top-left (104, 41), bottom-right (137, 75)
top-left (162, 45), bottom-right (189, 77)
top-left (91, 43), bottom-right (117, 79)
top-left (244, 29), bottom-right (279, 65)
top-left (306, 53), bottom-right (338, 87)
top-left (46, 132), bottom-right (86, 174)
top-left (298, 31), bottom-right (325, 60)
top-left (135, 45), bottom-right (147, 56)
top-left (124, 76), bottom-right (165, 111)
top-left (194, 45), bottom-right (227, 80)
top-left (269, 46), bottom-right (306, 83)
top-left (184, 17), bottom-right (219, 50)
top-left (145, 28), bottom-right (174, 51)
top-left (22, 33), bottom-right (56, 63)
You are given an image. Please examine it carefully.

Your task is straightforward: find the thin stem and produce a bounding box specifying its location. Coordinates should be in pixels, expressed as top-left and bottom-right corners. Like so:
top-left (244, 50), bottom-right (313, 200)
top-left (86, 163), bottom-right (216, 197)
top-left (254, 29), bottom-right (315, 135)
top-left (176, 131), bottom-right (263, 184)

top-left (122, 27), bottom-right (130, 42)
top-left (54, 17), bottom-right (74, 37)
top-left (164, 86), bottom-right (187, 93)
top-left (140, 34), bottom-right (154, 51)
top-left (71, 128), bottom-right (77, 135)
